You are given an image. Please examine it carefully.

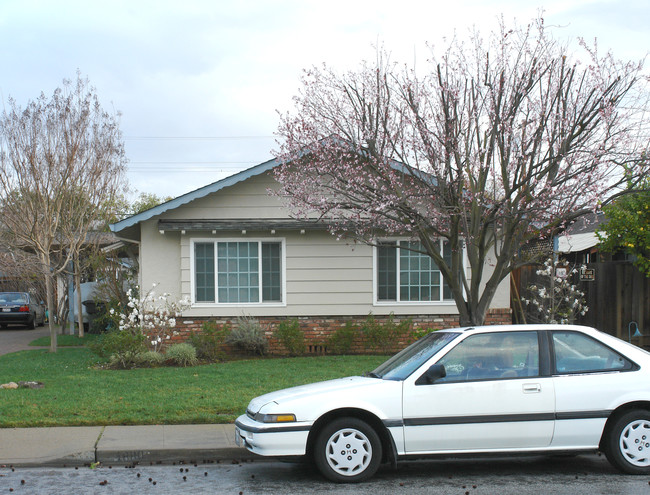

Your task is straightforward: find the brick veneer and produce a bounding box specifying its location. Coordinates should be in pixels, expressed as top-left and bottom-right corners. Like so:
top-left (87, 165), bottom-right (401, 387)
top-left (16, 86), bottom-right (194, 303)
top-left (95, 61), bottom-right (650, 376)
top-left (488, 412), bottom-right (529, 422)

top-left (166, 308), bottom-right (512, 355)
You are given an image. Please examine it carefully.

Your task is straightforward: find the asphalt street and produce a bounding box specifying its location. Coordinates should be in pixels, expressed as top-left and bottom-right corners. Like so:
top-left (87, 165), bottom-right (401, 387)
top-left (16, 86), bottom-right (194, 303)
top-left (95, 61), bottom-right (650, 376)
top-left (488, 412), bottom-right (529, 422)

top-left (2, 454), bottom-right (650, 495)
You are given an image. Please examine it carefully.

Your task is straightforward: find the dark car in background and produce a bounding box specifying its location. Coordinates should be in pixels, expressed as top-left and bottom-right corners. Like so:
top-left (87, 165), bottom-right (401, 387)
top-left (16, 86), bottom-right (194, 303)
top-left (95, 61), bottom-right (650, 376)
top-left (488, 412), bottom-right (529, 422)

top-left (0, 292), bottom-right (45, 329)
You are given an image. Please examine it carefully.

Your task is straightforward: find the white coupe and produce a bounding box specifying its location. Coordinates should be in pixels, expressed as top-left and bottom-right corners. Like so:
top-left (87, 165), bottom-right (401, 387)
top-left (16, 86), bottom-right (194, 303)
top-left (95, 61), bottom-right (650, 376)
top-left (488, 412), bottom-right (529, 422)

top-left (235, 324), bottom-right (650, 482)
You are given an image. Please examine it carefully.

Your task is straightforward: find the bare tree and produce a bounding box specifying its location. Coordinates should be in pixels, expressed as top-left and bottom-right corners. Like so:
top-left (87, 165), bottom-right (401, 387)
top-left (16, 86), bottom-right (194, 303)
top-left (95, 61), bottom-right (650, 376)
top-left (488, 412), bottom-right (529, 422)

top-left (0, 74), bottom-right (127, 351)
top-left (0, 248), bottom-right (45, 301)
top-left (275, 18), bottom-right (649, 326)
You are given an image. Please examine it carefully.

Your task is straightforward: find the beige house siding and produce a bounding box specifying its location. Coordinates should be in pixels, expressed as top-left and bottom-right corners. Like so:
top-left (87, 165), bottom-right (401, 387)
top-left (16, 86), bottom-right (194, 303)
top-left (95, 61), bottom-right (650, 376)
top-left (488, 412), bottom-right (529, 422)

top-left (163, 172), bottom-right (285, 221)
top-left (134, 169), bottom-right (510, 319)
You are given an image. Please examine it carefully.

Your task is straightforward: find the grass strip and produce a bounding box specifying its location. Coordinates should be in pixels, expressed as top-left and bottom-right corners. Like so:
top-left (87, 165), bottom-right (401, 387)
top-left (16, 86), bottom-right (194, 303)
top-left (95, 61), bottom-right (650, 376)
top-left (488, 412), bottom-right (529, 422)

top-left (29, 334), bottom-right (101, 347)
top-left (0, 348), bottom-right (386, 427)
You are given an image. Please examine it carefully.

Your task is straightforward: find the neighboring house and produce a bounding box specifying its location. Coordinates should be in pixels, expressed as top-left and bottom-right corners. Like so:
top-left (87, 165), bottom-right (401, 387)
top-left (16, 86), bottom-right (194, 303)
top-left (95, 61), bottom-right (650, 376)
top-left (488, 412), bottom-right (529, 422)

top-left (511, 212), bottom-right (649, 345)
top-left (555, 212), bottom-right (604, 264)
top-left (110, 158), bottom-right (512, 351)
top-left (555, 212), bottom-right (649, 344)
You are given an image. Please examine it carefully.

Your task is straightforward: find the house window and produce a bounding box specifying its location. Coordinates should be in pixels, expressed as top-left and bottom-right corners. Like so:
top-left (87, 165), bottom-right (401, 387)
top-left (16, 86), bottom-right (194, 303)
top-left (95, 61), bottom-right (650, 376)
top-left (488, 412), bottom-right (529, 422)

top-left (195, 242), bottom-right (215, 302)
top-left (376, 240), bottom-right (454, 303)
top-left (193, 239), bottom-right (283, 304)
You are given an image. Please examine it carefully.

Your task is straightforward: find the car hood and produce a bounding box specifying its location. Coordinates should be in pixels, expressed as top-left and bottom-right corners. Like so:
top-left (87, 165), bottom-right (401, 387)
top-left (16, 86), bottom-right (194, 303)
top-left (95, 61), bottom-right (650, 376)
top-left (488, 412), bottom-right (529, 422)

top-left (247, 376), bottom-right (385, 414)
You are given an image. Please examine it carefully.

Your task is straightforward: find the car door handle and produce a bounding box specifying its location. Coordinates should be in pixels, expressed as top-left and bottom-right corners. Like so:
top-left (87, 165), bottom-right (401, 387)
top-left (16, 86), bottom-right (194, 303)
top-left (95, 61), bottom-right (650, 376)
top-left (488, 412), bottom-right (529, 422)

top-left (523, 383), bottom-right (541, 393)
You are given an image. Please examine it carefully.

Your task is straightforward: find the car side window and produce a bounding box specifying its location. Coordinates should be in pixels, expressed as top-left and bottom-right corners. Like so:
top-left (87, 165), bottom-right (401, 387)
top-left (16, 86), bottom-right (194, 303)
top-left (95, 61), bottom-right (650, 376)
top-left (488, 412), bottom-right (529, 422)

top-left (552, 331), bottom-right (633, 374)
top-left (436, 331), bottom-right (539, 382)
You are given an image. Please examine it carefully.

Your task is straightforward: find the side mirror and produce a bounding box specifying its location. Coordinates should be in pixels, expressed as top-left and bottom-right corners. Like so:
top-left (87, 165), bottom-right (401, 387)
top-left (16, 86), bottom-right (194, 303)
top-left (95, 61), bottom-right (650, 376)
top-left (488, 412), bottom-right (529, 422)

top-left (416, 363), bottom-right (446, 385)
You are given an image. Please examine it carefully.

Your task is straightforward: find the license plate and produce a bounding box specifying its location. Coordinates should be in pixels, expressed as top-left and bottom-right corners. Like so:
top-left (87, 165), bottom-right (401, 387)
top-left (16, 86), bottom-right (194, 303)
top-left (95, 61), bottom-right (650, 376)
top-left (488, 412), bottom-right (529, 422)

top-left (235, 427), bottom-right (242, 447)
top-left (2, 308), bottom-right (10, 312)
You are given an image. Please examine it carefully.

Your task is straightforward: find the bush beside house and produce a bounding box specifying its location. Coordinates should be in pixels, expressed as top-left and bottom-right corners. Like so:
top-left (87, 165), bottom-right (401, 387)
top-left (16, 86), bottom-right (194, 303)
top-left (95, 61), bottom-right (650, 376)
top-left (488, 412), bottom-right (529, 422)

top-left (168, 308), bottom-right (511, 357)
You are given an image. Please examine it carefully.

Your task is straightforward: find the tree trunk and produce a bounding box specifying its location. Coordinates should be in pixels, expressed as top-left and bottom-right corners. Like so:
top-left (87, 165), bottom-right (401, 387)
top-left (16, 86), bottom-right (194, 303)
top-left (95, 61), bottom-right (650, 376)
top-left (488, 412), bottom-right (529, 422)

top-left (74, 262), bottom-right (84, 338)
top-left (43, 258), bottom-right (57, 353)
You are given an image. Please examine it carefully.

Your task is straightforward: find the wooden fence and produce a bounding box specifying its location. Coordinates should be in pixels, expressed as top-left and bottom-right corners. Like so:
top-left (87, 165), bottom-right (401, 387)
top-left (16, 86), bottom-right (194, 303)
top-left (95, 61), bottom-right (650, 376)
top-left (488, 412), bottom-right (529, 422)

top-left (512, 262), bottom-right (650, 346)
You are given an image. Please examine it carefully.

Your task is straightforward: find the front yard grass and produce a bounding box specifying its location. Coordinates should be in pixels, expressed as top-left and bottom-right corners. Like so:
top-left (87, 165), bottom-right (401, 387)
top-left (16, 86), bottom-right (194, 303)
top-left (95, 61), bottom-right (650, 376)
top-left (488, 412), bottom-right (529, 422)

top-left (0, 348), bottom-right (386, 427)
top-left (29, 333), bottom-right (101, 347)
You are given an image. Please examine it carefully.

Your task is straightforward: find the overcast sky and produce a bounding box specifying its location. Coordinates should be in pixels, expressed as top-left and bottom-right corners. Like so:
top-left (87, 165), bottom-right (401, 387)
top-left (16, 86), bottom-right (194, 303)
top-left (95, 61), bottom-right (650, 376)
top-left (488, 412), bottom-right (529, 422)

top-left (1, 0), bottom-right (648, 199)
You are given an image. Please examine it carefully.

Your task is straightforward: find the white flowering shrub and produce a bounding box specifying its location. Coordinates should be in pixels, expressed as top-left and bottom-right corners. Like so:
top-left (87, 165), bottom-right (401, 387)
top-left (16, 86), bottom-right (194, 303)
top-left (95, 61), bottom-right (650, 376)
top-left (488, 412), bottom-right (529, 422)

top-left (116, 284), bottom-right (190, 352)
top-left (522, 257), bottom-right (588, 324)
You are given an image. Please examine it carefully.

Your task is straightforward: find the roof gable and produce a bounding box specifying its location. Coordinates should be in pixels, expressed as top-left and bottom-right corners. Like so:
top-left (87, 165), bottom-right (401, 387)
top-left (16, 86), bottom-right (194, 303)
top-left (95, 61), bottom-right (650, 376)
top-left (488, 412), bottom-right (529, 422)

top-left (110, 157), bottom-right (278, 234)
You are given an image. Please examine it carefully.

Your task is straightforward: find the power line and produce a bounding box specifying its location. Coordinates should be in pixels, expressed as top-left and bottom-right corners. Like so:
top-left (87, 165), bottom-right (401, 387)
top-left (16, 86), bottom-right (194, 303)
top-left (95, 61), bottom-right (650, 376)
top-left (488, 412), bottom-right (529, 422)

top-left (124, 135), bottom-right (275, 140)
top-left (129, 161), bottom-right (255, 164)
top-left (128, 169), bottom-right (242, 173)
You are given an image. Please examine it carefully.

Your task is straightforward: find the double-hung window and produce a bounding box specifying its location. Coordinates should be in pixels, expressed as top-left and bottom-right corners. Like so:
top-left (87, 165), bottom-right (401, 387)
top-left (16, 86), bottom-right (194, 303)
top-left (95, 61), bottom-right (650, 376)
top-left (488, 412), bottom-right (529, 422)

top-left (376, 240), bottom-right (455, 303)
top-left (193, 239), bottom-right (283, 304)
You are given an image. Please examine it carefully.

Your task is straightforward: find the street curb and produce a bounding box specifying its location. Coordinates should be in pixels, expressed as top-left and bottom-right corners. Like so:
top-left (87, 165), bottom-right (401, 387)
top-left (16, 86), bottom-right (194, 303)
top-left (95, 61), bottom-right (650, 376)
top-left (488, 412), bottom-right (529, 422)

top-left (0, 451), bottom-right (96, 468)
top-left (96, 448), bottom-right (258, 466)
top-left (3, 447), bottom-right (258, 468)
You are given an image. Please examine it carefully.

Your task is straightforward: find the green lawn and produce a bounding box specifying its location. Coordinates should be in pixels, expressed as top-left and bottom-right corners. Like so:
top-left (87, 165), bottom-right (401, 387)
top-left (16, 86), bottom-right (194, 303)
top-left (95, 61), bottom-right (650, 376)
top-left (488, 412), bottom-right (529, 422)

top-left (29, 333), bottom-right (101, 347)
top-left (0, 348), bottom-right (386, 427)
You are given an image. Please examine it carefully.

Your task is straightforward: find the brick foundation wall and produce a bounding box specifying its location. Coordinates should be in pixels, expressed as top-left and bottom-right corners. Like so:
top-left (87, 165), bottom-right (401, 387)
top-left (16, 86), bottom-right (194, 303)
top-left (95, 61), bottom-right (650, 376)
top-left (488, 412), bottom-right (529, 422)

top-left (166, 309), bottom-right (512, 356)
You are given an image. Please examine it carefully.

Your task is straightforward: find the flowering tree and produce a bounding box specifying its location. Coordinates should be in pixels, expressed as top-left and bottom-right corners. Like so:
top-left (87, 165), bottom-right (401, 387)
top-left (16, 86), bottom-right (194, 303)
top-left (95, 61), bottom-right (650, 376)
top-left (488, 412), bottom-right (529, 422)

top-left (117, 284), bottom-right (190, 352)
top-left (274, 17), bottom-right (649, 325)
top-left (522, 257), bottom-right (588, 324)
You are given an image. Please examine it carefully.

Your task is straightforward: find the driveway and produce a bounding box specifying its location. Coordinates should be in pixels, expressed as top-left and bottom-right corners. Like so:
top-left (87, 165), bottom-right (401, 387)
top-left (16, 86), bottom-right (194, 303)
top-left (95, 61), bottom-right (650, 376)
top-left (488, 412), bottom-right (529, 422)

top-left (0, 326), bottom-right (51, 356)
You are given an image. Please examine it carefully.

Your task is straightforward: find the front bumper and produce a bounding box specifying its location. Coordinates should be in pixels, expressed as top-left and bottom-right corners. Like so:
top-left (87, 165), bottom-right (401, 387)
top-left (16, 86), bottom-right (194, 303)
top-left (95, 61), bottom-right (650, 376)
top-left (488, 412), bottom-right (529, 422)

top-left (234, 413), bottom-right (312, 457)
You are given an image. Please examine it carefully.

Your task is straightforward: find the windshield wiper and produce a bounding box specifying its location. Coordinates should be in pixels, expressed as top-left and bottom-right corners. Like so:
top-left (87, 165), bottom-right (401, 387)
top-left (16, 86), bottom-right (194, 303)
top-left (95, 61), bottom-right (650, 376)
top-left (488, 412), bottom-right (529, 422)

top-left (363, 371), bottom-right (382, 379)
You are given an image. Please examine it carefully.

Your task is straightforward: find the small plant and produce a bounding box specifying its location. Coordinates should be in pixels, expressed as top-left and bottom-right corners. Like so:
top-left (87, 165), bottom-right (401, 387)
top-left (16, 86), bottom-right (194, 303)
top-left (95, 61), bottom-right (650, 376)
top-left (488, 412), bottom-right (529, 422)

top-left (89, 329), bottom-right (147, 368)
top-left (165, 343), bottom-right (198, 367)
top-left (360, 313), bottom-right (412, 354)
top-left (275, 319), bottom-right (305, 356)
top-left (117, 284), bottom-right (190, 352)
top-left (189, 321), bottom-right (229, 362)
top-left (227, 315), bottom-right (269, 356)
top-left (328, 320), bottom-right (359, 355)
top-left (135, 350), bottom-right (165, 367)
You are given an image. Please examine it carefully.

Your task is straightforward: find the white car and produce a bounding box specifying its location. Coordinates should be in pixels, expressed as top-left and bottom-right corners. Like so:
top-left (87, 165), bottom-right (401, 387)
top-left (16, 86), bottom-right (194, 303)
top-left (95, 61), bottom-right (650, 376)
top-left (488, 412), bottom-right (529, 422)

top-left (235, 324), bottom-right (650, 482)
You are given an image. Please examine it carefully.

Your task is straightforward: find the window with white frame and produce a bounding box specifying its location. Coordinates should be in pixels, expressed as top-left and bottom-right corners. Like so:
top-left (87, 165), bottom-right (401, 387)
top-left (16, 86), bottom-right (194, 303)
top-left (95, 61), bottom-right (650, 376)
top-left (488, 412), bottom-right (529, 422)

top-left (376, 240), bottom-right (455, 303)
top-left (193, 239), bottom-right (283, 304)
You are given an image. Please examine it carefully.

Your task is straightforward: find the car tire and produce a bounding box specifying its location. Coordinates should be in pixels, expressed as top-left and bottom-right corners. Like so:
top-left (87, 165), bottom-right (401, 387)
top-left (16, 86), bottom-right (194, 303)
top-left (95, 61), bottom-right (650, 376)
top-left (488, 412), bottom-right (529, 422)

top-left (604, 409), bottom-right (650, 474)
top-left (27, 316), bottom-right (36, 330)
top-left (313, 417), bottom-right (382, 483)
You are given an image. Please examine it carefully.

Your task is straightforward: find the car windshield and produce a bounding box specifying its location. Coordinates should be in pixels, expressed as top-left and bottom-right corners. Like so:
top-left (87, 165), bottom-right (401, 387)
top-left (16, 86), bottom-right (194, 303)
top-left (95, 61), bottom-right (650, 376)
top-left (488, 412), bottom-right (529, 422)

top-left (370, 331), bottom-right (460, 381)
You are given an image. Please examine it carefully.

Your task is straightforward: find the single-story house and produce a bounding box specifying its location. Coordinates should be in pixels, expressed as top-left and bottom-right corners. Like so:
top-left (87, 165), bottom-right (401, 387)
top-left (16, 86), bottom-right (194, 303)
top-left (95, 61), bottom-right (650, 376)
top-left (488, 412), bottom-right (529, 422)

top-left (110, 158), bottom-right (511, 352)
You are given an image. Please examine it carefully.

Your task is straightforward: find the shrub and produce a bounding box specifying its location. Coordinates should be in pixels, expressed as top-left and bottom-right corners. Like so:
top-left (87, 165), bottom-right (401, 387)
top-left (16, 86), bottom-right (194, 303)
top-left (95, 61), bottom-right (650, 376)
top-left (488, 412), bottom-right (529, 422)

top-left (360, 313), bottom-right (412, 354)
top-left (165, 343), bottom-right (198, 367)
top-left (89, 329), bottom-right (147, 368)
top-left (189, 321), bottom-right (228, 362)
top-left (88, 299), bottom-right (121, 334)
top-left (275, 319), bottom-right (305, 356)
top-left (227, 315), bottom-right (269, 356)
top-left (135, 350), bottom-right (165, 367)
top-left (410, 327), bottom-right (435, 341)
top-left (118, 284), bottom-right (190, 352)
top-left (328, 320), bottom-right (358, 355)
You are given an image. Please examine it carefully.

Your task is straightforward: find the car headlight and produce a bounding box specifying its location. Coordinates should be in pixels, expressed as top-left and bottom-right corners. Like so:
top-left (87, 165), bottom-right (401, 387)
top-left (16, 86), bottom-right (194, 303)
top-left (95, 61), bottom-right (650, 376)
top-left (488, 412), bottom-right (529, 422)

top-left (252, 413), bottom-right (297, 423)
top-left (260, 413), bottom-right (297, 423)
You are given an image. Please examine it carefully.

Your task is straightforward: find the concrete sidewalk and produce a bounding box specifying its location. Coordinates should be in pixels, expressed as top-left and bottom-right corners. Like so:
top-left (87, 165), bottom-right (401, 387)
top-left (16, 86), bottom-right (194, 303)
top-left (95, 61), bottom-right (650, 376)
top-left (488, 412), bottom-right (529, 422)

top-left (0, 424), bottom-right (256, 467)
